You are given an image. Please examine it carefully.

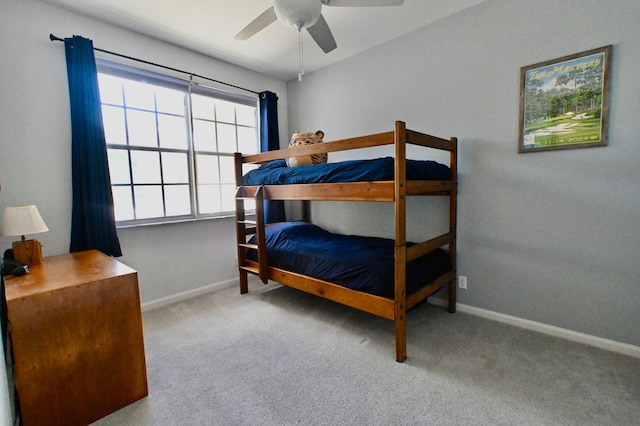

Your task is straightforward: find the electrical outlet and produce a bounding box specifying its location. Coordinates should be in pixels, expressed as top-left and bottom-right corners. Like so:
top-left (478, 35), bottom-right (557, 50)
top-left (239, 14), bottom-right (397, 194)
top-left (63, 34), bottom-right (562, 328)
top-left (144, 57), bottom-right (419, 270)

top-left (233, 257), bottom-right (238, 266)
top-left (458, 275), bottom-right (468, 289)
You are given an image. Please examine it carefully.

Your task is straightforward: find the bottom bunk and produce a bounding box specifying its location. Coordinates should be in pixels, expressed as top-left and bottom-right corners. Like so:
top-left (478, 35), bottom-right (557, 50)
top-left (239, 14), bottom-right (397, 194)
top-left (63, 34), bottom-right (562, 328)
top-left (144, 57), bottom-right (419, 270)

top-left (241, 221), bottom-right (456, 362)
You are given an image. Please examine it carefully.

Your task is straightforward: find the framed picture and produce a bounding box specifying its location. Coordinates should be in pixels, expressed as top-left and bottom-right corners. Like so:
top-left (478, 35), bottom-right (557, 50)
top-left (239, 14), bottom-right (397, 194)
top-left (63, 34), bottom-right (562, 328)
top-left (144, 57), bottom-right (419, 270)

top-left (518, 45), bottom-right (612, 153)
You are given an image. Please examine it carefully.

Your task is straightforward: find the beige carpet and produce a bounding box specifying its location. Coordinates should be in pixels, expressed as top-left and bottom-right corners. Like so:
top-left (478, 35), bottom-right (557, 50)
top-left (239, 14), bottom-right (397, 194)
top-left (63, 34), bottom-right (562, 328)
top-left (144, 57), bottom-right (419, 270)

top-left (93, 279), bottom-right (640, 425)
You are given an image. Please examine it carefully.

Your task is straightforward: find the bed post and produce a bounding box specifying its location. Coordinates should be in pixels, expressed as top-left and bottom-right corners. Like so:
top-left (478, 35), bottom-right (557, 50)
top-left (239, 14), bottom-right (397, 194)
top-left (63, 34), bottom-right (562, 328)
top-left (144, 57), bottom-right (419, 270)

top-left (448, 137), bottom-right (458, 313)
top-left (394, 121), bottom-right (408, 362)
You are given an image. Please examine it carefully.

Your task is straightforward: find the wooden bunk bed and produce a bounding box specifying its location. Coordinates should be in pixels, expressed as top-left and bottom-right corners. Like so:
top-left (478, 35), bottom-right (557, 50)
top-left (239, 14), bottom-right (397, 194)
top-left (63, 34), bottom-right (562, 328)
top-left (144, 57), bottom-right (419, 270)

top-left (233, 121), bottom-right (457, 362)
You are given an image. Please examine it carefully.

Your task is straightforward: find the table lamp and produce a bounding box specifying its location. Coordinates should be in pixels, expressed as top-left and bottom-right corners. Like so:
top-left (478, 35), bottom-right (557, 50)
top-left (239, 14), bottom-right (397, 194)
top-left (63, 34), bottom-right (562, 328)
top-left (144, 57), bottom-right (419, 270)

top-left (1, 205), bottom-right (49, 266)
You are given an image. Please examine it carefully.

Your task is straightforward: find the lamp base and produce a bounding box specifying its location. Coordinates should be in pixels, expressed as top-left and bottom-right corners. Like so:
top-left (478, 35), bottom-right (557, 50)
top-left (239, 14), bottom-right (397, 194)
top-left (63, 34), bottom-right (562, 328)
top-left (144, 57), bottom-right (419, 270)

top-left (12, 239), bottom-right (43, 266)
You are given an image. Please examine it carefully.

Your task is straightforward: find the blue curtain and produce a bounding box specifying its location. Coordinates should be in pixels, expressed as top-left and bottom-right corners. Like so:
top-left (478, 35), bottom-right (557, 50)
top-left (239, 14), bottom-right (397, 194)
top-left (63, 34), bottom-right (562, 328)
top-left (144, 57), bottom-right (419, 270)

top-left (64, 36), bottom-right (122, 257)
top-left (259, 91), bottom-right (286, 223)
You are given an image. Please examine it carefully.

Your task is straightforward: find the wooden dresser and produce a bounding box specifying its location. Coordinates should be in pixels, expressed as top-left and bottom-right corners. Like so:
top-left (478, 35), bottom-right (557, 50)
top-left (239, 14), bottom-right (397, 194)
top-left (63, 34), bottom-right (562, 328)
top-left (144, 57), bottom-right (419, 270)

top-left (4, 250), bottom-right (148, 426)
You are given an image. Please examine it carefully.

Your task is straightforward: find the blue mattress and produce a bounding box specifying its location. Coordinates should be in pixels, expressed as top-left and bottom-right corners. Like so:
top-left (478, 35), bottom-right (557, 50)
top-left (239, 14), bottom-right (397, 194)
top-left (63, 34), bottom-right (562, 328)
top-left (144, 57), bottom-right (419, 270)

top-left (246, 222), bottom-right (451, 298)
top-left (241, 157), bottom-right (450, 186)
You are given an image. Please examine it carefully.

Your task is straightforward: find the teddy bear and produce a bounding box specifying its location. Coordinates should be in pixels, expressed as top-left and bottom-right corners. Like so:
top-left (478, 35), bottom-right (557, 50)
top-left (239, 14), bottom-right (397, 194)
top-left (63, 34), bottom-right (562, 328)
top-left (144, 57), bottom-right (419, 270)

top-left (285, 130), bottom-right (328, 167)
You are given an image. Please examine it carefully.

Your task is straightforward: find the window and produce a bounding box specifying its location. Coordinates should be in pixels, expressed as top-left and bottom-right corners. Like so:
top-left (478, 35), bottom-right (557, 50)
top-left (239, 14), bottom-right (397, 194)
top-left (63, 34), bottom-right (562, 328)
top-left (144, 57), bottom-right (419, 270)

top-left (97, 60), bottom-right (259, 226)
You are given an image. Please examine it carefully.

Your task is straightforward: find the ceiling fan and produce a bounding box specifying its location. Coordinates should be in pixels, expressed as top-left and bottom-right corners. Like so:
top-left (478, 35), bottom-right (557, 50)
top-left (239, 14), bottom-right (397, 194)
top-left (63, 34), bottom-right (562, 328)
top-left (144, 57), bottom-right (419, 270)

top-left (235, 0), bottom-right (405, 79)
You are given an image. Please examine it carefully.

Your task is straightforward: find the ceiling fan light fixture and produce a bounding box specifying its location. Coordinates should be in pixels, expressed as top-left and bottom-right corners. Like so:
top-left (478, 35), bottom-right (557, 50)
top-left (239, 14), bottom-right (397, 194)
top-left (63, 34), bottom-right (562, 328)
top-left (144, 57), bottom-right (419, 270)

top-left (235, 0), bottom-right (405, 80)
top-left (274, 0), bottom-right (322, 30)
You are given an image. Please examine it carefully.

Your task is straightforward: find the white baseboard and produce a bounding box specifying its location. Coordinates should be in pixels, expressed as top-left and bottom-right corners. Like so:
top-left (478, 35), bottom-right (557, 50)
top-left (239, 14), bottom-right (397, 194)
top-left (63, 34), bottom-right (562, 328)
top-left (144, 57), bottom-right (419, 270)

top-left (430, 298), bottom-right (640, 359)
top-left (142, 281), bottom-right (640, 359)
top-left (141, 278), bottom-right (237, 312)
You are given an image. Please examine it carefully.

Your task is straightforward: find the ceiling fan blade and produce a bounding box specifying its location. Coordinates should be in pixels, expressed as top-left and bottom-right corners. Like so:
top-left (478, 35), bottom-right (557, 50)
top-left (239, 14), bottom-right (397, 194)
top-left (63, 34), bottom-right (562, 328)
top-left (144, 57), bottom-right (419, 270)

top-left (323, 0), bottom-right (404, 7)
top-left (234, 7), bottom-right (277, 40)
top-left (306, 14), bottom-right (337, 53)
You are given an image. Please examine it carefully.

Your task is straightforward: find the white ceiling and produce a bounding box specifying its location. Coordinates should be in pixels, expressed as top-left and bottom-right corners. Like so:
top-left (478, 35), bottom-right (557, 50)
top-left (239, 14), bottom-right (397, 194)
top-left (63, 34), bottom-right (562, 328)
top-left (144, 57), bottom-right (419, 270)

top-left (41, 0), bottom-right (487, 81)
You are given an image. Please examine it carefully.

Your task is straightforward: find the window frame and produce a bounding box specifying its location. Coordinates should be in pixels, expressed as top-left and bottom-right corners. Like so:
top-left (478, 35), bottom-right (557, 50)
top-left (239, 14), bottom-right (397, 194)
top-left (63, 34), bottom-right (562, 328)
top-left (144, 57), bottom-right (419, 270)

top-left (96, 59), bottom-right (259, 227)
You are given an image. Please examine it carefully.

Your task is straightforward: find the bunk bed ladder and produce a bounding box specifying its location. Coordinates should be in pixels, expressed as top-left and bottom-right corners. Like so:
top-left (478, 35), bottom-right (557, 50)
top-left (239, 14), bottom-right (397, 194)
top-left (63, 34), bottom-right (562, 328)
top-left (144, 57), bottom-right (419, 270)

top-left (235, 185), bottom-right (269, 292)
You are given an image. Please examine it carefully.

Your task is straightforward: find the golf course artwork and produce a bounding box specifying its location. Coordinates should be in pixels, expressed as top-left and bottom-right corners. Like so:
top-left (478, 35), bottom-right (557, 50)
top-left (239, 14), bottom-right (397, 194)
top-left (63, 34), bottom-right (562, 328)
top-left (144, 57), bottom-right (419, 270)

top-left (518, 45), bottom-right (611, 153)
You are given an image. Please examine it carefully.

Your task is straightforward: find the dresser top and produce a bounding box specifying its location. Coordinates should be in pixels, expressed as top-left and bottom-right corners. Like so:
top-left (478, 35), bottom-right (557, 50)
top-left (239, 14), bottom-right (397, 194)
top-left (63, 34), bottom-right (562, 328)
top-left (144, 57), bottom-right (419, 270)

top-left (5, 249), bottom-right (137, 300)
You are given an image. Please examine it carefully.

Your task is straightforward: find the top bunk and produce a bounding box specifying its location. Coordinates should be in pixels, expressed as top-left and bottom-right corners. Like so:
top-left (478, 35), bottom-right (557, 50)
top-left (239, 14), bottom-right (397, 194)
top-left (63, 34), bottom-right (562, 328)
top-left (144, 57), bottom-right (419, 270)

top-left (234, 121), bottom-right (457, 202)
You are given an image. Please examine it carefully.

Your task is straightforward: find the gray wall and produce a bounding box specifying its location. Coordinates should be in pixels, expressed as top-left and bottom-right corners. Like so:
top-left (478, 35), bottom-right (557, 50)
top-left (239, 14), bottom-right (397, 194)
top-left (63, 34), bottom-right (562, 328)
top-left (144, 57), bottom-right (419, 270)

top-left (0, 0), bottom-right (288, 305)
top-left (288, 0), bottom-right (640, 347)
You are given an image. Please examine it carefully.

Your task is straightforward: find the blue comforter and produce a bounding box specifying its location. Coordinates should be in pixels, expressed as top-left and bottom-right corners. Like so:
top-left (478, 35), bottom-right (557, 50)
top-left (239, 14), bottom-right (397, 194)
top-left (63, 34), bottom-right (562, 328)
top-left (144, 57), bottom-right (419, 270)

top-left (242, 157), bottom-right (450, 186)
top-left (247, 222), bottom-right (451, 298)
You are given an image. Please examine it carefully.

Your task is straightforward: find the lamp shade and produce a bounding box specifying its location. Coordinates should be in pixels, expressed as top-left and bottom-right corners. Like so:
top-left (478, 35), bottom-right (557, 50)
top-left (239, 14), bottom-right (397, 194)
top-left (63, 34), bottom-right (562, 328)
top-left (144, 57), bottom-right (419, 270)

top-left (1, 205), bottom-right (49, 237)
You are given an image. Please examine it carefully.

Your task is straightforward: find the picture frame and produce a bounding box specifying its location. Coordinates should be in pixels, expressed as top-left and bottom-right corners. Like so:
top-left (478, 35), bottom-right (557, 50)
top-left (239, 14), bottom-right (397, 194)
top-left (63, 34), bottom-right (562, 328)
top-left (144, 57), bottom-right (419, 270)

top-left (518, 45), bottom-right (612, 153)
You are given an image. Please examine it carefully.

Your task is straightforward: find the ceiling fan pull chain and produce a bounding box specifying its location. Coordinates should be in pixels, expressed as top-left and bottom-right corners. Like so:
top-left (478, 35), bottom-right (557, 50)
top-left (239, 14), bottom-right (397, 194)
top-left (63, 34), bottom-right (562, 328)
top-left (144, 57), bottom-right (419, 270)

top-left (298, 27), bottom-right (304, 82)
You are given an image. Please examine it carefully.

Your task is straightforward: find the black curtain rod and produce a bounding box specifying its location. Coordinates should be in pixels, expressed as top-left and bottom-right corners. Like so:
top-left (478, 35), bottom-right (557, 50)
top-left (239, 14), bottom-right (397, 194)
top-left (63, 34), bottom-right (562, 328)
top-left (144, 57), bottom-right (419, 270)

top-left (49, 33), bottom-right (261, 95)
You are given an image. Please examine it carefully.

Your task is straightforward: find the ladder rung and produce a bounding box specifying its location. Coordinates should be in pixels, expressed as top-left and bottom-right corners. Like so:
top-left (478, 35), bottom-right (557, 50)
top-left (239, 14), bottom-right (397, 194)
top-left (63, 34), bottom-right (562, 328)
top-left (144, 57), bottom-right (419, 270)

top-left (239, 264), bottom-right (268, 284)
top-left (239, 243), bottom-right (258, 250)
top-left (238, 220), bottom-right (257, 225)
top-left (239, 265), bottom-right (260, 275)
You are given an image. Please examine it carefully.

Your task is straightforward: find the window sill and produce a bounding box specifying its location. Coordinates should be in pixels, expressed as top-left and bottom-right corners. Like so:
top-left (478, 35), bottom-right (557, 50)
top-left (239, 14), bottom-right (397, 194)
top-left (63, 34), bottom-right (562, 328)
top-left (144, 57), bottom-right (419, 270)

top-left (116, 213), bottom-right (241, 229)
